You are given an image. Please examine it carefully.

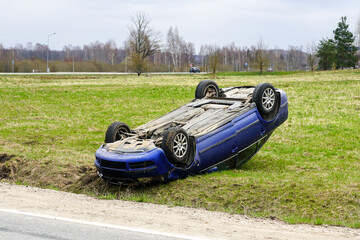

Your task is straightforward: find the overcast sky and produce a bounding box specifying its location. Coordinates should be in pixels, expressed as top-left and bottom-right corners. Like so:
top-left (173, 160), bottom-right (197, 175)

top-left (1, 0), bottom-right (359, 52)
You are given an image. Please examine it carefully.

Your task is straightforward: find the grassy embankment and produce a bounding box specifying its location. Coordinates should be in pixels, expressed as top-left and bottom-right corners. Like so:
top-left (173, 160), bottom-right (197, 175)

top-left (0, 71), bottom-right (359, 227)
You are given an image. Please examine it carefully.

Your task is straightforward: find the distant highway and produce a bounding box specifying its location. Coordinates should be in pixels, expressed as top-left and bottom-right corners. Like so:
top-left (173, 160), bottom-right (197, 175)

top-left (0, 72), bottom-right (207, 75)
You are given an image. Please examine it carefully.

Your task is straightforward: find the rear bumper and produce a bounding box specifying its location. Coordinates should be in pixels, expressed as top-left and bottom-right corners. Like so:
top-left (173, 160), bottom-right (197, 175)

top-left (94, 147), bottom-right (174, 182)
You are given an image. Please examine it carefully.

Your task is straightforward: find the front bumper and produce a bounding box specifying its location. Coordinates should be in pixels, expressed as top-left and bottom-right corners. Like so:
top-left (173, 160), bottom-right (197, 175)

top-left (94, 146), bottom-right (175, 182)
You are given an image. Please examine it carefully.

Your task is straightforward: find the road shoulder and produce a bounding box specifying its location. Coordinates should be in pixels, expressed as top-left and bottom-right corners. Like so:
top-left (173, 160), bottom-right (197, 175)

top-left (0, 183), bottom-right (358, 240)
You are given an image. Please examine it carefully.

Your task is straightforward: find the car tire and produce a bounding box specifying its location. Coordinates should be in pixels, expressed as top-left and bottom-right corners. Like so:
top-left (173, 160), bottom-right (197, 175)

top-left (162, 127), bottom-right (191, 167)
top-left (195, 80), bottom-right (220, 99)
top-left (104, 121), bottom-right (131, 143)
top-left (252, 83), bottom-right (279, 120)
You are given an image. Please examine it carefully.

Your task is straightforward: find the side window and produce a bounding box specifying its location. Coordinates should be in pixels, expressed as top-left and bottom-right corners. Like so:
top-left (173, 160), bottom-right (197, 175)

top-left (235, 135), bottom-right (270, 168)
top-left (214, 134), bottom-right (271, 171)
top-left (235, 143), bottom-right (258, 168)
top-left (216, 141), bottom-right (259, 171)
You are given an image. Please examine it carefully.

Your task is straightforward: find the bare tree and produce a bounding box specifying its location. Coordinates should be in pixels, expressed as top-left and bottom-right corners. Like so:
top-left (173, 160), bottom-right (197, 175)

top-left (14, 44), bottom-right (24, 61)
top-left (104, 39), bottom-right (117, 65)
top-left (166, 27), bottom-right (196, 71)
top-left (356, 14), bottom-right (360, 48)
top-left (33, 43), bottom-right (47, 60)
top-left (305, 42), bottom-right (318, 71)
top-left (63, 44), bottom-right (73, 61)
top-left (0, 44), bottom-right (4, 71)
top-left (207, 44), bottom-right (221, 74)
top-left (25, 42), bottom-right (33, 59)
top-left (167, 27), bottom-right (180, 71)
top-left (128, 12), bottom-right (161, 76)
top-left (228, 42), bottom-right (237, 71)
top-left (0, 43), bottom-right (3, 59)
top-left (271, 49), bottom-right (287, 71)
top-left (287, 46), bottom-right (304, 71)
top-left (185, 42), bottom-right (195, 67)
top-left (252, 38), bottom-right (270, 74)
top-left (84, 41), bottom-right (105, 62)
top-left (199, 45), bottom-right (206, 71)
top-left (355, 15), bottom-right (360, 66)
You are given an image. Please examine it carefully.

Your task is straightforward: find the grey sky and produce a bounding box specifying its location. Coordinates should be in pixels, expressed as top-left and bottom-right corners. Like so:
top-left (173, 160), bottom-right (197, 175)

top-left (1, 0), bottom-right (359, 52)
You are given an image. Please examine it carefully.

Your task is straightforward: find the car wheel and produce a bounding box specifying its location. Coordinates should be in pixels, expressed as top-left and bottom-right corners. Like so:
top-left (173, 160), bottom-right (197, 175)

top-left (252, 83), bottom-right (279, 120)
top-left (195, 80), bottom-right (220, 99)
top-left (104, 121), bottom-right (130, 143)
top-left (162, 127), bottom-right (191, 167)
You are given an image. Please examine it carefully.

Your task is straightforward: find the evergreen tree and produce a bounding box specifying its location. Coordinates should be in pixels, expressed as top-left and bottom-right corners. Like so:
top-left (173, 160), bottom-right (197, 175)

top-left (317, 38), bottom-right (336, 70)
top-left (333, 16), bottom-right (358, 69)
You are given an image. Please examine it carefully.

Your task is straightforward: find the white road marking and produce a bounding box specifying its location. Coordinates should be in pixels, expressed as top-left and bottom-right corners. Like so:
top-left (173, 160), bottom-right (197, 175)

top-left (0, 208), bottom-right (207, 240)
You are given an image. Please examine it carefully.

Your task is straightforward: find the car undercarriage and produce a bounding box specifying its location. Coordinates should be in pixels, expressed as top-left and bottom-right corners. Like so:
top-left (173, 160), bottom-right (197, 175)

top-left (95, 80), bottom-right (288, 183)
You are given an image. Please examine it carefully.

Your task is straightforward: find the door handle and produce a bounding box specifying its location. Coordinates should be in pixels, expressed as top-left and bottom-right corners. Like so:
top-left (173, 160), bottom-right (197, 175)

top-left (232, 146), bottom-right (238, 153)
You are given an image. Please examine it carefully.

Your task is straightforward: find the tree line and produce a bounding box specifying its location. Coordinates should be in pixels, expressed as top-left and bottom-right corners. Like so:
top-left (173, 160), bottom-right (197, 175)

top-left (0, 13), bottom-right (359, 74)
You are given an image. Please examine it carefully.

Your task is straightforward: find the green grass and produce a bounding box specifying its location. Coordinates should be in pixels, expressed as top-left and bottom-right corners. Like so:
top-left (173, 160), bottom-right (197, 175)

top-left (0, 71), bottom-right (359, 227)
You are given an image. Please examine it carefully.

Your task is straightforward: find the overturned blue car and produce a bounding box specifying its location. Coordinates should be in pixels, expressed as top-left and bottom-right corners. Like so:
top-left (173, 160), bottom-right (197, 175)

top-left (95, 80), bottom-right (288, 183)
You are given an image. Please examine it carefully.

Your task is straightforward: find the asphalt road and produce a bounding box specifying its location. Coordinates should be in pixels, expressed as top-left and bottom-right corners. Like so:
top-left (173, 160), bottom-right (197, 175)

top-left (1, 183), bottom-right (359, 240)
top-left (0, 211), bottom-right (184, 240)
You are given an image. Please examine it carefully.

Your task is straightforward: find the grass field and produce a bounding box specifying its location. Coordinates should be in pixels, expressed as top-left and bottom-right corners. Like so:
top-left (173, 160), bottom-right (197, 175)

top-left (1, 71), bottom-right (359, 227)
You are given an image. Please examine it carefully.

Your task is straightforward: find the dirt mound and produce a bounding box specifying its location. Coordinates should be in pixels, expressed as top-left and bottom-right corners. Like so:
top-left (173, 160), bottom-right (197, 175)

top-left (0, 153), bottom-right (99, 192)
top-left (0, 153), bottom-right (15, 163)
top-left (0, 154), bottom-right (20, 179)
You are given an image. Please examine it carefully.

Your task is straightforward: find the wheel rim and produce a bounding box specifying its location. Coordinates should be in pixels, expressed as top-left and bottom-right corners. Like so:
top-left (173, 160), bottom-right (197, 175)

top-left (262, 88), bottom-right (275, 111)
top-left (173, 133), bottom-right (188, 158)
top-left (115, 127), bottom-right (128, 141)
top-left (204, 85), bottom-right (218, 97)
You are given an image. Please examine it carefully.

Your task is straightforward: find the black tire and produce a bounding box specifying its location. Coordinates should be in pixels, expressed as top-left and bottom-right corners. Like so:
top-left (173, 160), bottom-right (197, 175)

top-left (252, 83), bottom-right (279, 120)
top-left (104, 121), bottom-right (130, 143)
top-left (162, 127), bottom-right (191, 167)
top-left (195, 80), bottom-right (220, 99)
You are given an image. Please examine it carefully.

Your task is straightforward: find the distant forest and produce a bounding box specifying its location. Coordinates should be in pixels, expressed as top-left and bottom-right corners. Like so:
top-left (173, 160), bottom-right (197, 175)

top-left (2, 12), bottom-right (360, 73)
top-left (0, 40), bottom-right (312, 73)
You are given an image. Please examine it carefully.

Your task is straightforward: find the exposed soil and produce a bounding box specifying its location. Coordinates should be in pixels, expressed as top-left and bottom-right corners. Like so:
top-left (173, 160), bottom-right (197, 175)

top-left (0, 183), bottom-right (359, 240)
top-left (0, 153), bottom-right (99, 189)
top-left (0, 154), bottom-right (17, 179)
top-left (0, 153), bottom-right (15, 163)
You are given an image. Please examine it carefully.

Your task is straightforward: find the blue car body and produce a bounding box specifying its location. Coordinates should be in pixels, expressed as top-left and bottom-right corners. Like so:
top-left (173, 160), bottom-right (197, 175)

top-left (95, 84), bottom-right (288, 183)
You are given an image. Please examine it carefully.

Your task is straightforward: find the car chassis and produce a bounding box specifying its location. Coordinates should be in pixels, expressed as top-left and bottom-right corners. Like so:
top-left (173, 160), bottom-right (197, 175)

top-left (95, 80), bottom-right (288, 183)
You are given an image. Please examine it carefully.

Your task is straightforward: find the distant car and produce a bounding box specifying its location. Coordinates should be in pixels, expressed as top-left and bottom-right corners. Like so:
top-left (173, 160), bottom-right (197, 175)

top-left (95, 80), bottom-right (288, 184)
top-left (267, 67), bottom-right (273, 72)
top-left (189, 67), bottom-right (200, 73)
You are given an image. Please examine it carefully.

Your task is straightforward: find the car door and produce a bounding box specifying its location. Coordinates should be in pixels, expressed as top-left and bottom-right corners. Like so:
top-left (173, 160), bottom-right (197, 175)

top-left (196, 120), bottom-right (237, 170)
top-left (233, 109), bottom-right (267, 152)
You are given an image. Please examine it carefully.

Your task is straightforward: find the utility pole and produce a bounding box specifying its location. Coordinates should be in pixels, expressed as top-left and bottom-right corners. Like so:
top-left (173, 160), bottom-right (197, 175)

top-left (47, 32), bottom-right (56, 73)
